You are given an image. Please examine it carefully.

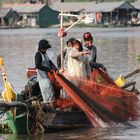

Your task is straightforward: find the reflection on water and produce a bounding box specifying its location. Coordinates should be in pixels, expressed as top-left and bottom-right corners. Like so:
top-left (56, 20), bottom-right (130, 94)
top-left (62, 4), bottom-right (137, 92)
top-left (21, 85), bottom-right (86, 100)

top-left (0, 27), bottom-right (140, 139)
top-left (1, 126), bottom-right (140, 140)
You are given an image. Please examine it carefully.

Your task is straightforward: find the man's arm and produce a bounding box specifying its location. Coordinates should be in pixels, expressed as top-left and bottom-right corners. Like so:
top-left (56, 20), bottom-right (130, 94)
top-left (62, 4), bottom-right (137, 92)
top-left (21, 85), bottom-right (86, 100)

top-left (35, 52), bottom-right (51, 72)
top-left (91, 46), bottom-right (97, 62)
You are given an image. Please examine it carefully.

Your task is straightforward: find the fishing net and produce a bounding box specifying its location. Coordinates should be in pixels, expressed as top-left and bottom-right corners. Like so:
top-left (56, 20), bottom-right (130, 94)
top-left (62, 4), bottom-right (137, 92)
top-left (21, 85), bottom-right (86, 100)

top-left (90, 69), bottom-right (139, 121)
top-left (54, 72), bottom-right (107, 127)
top-left (53, 69), bottom-right (140, 127)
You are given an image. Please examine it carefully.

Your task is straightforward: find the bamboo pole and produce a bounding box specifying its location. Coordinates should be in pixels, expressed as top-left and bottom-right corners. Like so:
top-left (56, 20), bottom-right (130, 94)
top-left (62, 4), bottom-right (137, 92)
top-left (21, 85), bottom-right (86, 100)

top-left (64, 16), bottom-right (85, 32)
top-left (58, 13), bottom-right (85, 70)
top-left (60, 11), bottom-right (64, 70)
top-left (59, 13), bottom-right (85, 32)
top-left (124, 68), bottom-right (140, 79)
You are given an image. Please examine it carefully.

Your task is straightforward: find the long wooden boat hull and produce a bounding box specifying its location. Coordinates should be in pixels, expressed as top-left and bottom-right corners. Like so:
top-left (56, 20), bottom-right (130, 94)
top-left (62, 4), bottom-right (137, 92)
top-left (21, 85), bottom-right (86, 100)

top-left (43, 111), bottom-right (90, 131)
top-left (0, 101), bottom-right (90, 134)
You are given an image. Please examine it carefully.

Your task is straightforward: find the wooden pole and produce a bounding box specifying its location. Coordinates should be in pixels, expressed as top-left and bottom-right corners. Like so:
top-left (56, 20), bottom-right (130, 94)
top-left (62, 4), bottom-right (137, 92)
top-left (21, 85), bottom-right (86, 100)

top-left (60, 11), bottom-right (64, 70)
top-left (59, 11), bottom-right (65, 97)
top-left (64, 16), bottom-right (85, 32)
top-left (58, 13), bottom-right (85, 69)
top-left (124, 68), bottom-right (140, 79)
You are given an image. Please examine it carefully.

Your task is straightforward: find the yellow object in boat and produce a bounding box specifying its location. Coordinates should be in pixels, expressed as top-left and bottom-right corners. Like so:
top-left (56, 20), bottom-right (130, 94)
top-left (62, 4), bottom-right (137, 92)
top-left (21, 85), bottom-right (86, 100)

top-left (0, 57), bottom-right (4, 66)
top-left (0, 57), bottom-right (17, 117)
top-left (115, 74), bottom-right (126, 87)
top-left (2, 81), bottom-right (16, 102)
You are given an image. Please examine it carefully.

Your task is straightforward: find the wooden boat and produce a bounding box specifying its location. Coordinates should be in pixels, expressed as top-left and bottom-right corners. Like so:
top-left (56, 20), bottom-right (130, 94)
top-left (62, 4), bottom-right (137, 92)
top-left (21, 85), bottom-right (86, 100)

top-left (0, 101), bottom-right (90, 134)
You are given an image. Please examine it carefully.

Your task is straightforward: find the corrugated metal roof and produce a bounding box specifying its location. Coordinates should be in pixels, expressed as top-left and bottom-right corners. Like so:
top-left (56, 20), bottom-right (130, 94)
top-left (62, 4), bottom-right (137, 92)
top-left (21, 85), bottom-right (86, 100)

top-left (51, 1), bottom-right (135, 13)
top-left (1, 2), bottom-right (136, 15)
top-left (132, 0), bottom-right (140, 10)
top-left (2, 4), bottom-right (46, 13)
top-left (51, 2), bottom-right (93, 12)
top-left (0, 8), bottom-right (11, 17)
top-left (85, 1), bottom-right (135, 13)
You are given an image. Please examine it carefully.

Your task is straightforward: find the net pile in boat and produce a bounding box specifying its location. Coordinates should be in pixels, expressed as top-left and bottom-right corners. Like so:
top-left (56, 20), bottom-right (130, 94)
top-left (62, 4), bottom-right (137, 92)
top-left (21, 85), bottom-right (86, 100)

top-left (53, 69), bottom-right (140, 128)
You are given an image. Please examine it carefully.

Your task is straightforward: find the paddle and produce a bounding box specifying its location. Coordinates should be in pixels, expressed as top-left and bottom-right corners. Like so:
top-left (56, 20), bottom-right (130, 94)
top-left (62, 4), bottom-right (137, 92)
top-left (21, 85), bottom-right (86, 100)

top-left (0, 58), bottom-right (16, 102)
top-left (0, 57), bottom-right (17, 119)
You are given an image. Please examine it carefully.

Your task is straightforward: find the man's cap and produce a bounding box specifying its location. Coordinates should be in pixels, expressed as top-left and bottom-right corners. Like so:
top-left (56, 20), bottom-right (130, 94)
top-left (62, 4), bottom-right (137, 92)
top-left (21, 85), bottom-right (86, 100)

top-left (38, 39), bottom-right (51, 50)
top-left (83, 32), bottom-right (93, 41)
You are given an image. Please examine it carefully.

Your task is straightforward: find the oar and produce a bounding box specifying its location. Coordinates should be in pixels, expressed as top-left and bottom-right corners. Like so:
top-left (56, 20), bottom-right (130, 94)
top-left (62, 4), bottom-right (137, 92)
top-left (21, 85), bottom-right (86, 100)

top-left (0, 58), bottom-right (17, 119)
top-left (0, 58), bottom-right (16, 102)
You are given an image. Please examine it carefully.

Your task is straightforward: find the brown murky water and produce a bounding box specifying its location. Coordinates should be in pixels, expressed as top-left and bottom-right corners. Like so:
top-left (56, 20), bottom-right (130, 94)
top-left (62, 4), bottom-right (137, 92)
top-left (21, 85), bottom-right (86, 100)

top-left (0, 27), bottom-right (140, 139)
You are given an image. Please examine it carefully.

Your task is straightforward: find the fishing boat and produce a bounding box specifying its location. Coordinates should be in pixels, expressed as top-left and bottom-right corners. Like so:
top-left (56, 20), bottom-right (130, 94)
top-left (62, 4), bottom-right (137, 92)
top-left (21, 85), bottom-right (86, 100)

top-left (0, 61), bottom-right (140, 134)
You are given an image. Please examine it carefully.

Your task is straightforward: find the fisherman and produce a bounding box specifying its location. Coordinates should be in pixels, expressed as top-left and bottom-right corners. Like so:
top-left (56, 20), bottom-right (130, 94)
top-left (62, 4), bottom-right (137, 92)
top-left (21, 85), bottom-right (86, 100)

top-left (34, 39), bottom-right (58, 108)
top-left (83, 32), bottom-right (106, 71)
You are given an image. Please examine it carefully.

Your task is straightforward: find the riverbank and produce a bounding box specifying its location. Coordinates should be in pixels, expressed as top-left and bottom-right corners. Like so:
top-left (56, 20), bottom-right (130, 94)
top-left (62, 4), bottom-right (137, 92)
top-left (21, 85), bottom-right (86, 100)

top-left (47, 21), bottom-right (140, 28)
top-left (1, 22), bottom-right (140, 30)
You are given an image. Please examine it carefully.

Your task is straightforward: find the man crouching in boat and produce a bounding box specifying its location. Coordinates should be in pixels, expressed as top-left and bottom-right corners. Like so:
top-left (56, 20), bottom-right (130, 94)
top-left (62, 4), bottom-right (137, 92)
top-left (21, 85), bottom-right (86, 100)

top-left (34, 39), bottom-right (58, 109)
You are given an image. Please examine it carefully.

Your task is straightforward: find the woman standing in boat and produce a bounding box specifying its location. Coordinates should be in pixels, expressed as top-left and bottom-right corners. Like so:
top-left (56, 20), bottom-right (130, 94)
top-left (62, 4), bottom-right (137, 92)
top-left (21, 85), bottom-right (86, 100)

top-left (34, 39), bottom-right (57, 108)
top-left (56, 37), bottom-right (76, 70)
top-left (83, 32), bottom-right (106, 71)
top-left (67, 39), bottom-right (90, 80)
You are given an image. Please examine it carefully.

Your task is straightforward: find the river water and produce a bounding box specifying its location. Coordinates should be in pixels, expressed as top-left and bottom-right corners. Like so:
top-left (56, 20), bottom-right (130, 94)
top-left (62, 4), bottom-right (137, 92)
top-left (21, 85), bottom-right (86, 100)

top-left (0, 27), bottom-right (140, 139)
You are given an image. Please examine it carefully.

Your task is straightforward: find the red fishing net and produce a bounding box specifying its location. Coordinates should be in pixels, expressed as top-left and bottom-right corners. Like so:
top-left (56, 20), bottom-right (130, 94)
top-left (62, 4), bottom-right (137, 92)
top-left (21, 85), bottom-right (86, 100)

top-left (90, 69), bottom-right (139, 121)
top-left (52, 69), bottom-right (140, 127)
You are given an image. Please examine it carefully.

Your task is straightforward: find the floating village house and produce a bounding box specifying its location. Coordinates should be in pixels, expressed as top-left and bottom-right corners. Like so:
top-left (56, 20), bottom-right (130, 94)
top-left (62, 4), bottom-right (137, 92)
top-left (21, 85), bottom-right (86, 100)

top-left (0, 8), bottom-right (20, 26)
top-left (84, 1), bottom-right (137, 25)
top-left (50, 2), bottom-right (91, 22)
top-left (51, 1), bottom-right (137, 26)
top-left (1, 4), bottom-right (59, 27)
top-left (132, 0), bottom-right (140, 24)
top-left (0, 1), bottom-right (139, 27)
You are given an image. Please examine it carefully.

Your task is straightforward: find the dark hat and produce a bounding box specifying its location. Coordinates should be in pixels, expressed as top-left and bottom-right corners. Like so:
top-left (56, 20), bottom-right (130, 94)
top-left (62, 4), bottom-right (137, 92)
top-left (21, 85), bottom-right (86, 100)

top-left (83, 32), bottom-right (93, 41)
top-left (38, 39), bottom-right (51, 50)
